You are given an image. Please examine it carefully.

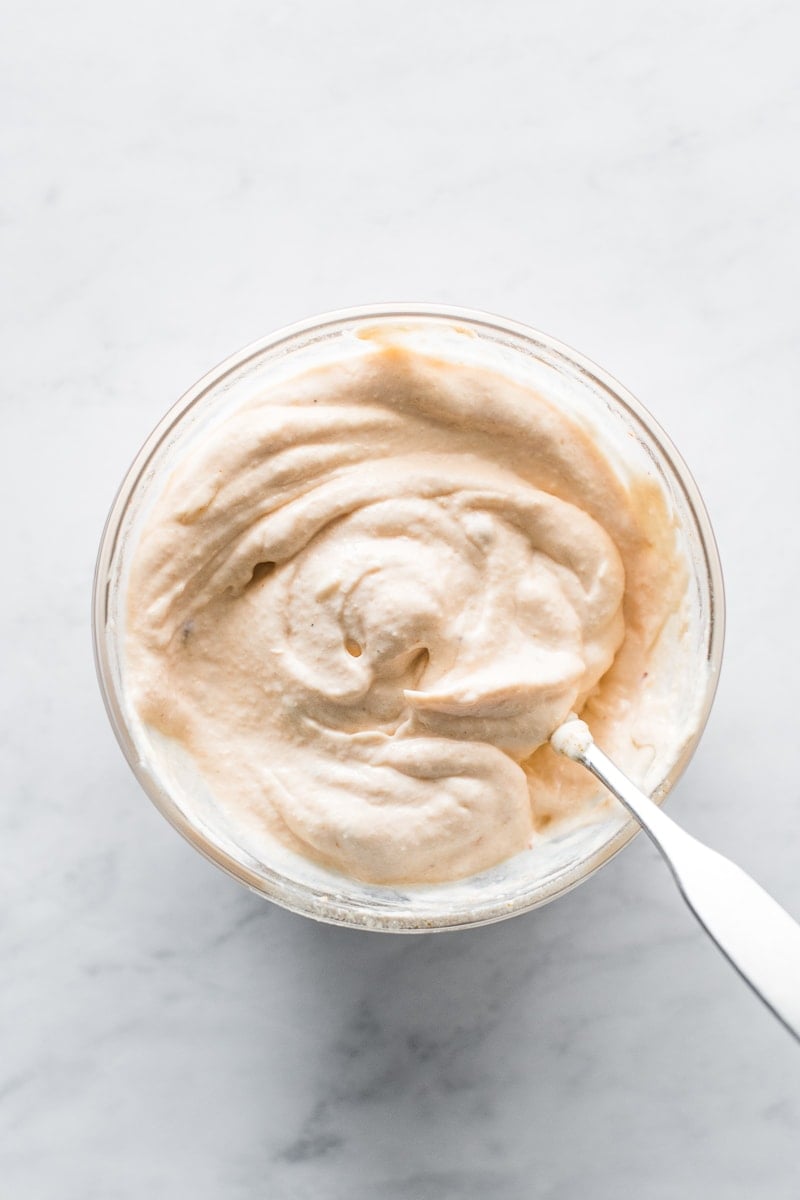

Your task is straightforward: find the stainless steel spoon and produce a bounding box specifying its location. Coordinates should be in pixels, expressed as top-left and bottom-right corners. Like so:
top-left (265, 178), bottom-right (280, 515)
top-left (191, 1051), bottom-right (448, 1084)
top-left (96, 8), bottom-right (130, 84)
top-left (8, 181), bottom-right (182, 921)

top-left (551, 718), bottom-right (800, 1043)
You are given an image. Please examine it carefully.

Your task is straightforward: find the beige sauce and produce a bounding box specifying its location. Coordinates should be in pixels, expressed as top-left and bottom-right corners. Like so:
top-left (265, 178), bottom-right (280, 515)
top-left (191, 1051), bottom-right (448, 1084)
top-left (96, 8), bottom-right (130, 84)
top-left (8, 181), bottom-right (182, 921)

top-left (126, 345), bottom-right (685, 884)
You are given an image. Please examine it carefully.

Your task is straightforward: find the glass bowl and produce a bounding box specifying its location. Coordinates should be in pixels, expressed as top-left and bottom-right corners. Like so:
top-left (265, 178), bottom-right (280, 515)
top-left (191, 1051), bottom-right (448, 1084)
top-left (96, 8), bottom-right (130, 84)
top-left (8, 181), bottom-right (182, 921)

top-left (93, 305), bottom-right (724, 931)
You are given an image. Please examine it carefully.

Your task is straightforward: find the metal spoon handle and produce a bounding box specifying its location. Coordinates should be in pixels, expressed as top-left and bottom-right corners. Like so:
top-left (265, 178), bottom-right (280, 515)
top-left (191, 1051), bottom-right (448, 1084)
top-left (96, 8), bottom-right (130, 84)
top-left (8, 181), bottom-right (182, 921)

top-left (554, 725), bottom-right (800, 1043)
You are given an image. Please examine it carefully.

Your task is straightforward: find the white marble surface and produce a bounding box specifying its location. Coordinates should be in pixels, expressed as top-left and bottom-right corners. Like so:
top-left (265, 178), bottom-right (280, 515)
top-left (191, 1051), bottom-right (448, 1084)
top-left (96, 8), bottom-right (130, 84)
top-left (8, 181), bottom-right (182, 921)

top-left (4, 0), bottom-right (800, 1195)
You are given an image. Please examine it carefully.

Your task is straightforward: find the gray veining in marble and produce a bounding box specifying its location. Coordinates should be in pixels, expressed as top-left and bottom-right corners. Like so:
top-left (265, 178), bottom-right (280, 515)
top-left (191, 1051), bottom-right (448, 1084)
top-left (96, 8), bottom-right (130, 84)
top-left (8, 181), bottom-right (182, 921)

top-left (3, 0), bottom-right (800, 1195)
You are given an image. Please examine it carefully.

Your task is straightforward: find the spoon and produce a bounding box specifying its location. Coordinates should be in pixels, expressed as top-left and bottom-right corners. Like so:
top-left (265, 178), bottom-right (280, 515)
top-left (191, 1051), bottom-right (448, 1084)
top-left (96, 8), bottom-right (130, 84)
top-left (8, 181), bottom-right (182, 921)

top-left (550, 717), bottom-right (800, 1043)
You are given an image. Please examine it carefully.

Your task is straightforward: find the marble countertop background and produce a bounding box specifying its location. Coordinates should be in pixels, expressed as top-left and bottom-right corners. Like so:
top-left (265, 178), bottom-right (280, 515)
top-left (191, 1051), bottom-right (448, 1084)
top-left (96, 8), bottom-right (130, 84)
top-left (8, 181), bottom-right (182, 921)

top-left (3, 0), bottom-right (800, 1195)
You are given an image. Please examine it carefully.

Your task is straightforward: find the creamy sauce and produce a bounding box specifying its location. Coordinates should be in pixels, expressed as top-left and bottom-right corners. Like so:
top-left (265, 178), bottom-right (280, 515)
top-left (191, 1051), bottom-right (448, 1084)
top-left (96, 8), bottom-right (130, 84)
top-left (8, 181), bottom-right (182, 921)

top-left (126, 344), bottom-right (687, 884)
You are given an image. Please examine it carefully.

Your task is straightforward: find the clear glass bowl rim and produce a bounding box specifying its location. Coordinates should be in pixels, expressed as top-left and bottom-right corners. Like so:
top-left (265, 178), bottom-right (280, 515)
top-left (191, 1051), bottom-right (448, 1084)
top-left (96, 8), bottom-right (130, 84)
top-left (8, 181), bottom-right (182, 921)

top-left (92, 303), bottom-right (725, 932)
